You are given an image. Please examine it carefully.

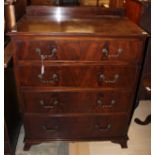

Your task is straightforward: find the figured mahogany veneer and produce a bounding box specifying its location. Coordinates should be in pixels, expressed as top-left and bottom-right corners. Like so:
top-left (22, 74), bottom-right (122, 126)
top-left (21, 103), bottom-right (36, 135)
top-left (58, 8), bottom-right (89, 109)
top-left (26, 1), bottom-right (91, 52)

top-left (22, 91), bottom-right (132, 113)
top-left (16, 39), bottom-right (143, 63)
top-left (24, 114), bottom-right (128, 139)
top-left (18, 65), bottom-right (139, 88)
top-left (8, 6), bottom-right (148, 150)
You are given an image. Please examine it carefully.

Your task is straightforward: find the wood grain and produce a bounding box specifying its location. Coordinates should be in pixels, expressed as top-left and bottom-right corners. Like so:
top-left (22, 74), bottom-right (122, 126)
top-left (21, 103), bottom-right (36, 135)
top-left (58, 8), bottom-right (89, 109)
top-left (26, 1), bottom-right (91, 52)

top-left (21, 90), bottom-right (133, 113)
top-left (17, 65), bottom-right (139, 88)
top-left (8, 6), bottom-right (148, 150)
top-left (24, 114), bottom-right (128, 139)
top-left (15, 39), bottom-right (143, 63)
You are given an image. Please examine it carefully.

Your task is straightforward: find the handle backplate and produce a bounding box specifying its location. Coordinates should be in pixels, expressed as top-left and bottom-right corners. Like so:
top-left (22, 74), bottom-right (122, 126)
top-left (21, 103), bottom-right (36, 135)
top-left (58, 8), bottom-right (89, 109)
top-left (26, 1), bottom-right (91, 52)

top-left (38, 73), bottom-right (59, 83)
top-left (42, 125), bottom-right (58, 132)
top-left (99, 73), bottom-right (119, 84)
top-left (102, 42), bottom-right (123, 58)
top-left (40, 99), bottom-right (59, 109)
top-left (36, 47), bottom-right (57, 59)
top-left (95, 123), bottom-right (111, 132)
top-left (97, 99), bottom-right (116, 108)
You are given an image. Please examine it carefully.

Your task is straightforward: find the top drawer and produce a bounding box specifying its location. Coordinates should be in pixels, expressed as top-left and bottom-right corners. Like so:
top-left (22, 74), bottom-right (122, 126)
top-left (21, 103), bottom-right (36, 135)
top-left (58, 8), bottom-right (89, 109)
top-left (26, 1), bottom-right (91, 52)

top-left (15, 39), bottom-right (143, 63)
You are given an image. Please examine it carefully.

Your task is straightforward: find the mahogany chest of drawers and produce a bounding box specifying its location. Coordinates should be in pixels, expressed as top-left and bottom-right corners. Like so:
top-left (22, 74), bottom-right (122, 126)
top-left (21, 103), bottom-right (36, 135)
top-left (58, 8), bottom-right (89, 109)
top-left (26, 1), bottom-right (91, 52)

top-left (8, 6), bottom-right (148, 150)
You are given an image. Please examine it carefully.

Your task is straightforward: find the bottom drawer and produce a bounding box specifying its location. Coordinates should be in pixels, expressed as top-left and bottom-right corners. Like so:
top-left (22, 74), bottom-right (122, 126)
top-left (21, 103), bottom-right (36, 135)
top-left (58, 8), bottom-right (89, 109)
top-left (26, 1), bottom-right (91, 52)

top-left (24, 114), bottom-right (128, 140)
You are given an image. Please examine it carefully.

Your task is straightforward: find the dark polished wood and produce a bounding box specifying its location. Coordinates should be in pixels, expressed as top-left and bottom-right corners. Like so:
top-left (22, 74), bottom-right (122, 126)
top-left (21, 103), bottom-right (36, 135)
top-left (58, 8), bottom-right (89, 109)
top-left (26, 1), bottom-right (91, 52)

top-left (24, 114), bottom-right (128, 139)
top-left (14, 0), bottom-right (27, 20)
top-left (17, 65), bottom-right (139, 88)
top-left (125, 0), bottom-right (150, 24)
top-left (109, 0), bottom-right (124, 8)
top-left (22, 90), bottom-right (133, 113)
top-left (8, 6), bottom-right (148, 150)
top-left (8, 13), bottom-right (147, 37)
top-left (25, 6), bottom-right (124, 16)
top-left (111, 135), bottom-right (128, 148)
top-left (15, 39), bottom-right (143, 63)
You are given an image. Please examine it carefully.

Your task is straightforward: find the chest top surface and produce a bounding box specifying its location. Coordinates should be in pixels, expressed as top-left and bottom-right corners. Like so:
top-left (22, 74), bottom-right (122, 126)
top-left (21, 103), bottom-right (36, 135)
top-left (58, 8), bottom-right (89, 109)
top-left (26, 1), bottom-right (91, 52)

top-left (8, 6), bottom-right (148, 38)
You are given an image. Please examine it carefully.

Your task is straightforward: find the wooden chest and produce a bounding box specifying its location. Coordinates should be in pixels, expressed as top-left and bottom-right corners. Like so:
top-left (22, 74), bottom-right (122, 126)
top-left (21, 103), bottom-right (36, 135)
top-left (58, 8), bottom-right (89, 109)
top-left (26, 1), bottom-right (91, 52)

top-left (8, 6), bottom-right (148, 150)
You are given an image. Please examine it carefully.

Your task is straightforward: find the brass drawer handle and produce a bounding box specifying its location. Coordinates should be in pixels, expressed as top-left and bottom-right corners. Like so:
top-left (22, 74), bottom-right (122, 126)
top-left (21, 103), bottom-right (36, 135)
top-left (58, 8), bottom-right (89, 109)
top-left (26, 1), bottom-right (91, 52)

top-left (40, 99), bottom-right (59, 109)
top-left (42, 125), bottom-right (58, 132)
top-left (36, 47), bottom-right (57, 59)
top-left (38, 73), bottom-right (59, 83)
top-left (97, 99), bottom-right (116, 108)
top-left (38, 55), bottom-right (59, 83)
top-left (51, 73), bottom-right (59, 82)
top-left (95, 124), bottom-right (111, 132)
top-left (102, 48), bottom-right (123, 58)
top-left (102, 42), bottom-right (123, 58)
top-left (99, 73), bottom-right (119, 83)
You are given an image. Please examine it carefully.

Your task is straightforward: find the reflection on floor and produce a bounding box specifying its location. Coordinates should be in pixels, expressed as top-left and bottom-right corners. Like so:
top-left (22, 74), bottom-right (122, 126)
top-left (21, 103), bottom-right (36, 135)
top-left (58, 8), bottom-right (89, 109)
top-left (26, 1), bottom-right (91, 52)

top-left (16, 100), bottom-right (151, 155)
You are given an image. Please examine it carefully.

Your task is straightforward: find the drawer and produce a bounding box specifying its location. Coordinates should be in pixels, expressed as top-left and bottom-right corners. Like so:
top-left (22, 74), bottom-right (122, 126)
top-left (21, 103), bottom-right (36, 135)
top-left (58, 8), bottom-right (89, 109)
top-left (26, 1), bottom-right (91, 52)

top-left (16, 39), bottom-right (143, 63)
top-left (22, 91), bottom-right (132, 113)
top-left (18, 65), bottom-right (138, 88)
top-left (24, 114), bottom-right (128, 139)
top-left (31, 0), bottom-right (55, 5)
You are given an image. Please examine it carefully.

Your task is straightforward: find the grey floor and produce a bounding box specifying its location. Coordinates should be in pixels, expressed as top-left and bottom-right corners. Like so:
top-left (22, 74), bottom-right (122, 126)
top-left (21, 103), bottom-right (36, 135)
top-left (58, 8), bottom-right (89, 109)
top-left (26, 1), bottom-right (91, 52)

top-left (16, 100), bottom-right (151, 155)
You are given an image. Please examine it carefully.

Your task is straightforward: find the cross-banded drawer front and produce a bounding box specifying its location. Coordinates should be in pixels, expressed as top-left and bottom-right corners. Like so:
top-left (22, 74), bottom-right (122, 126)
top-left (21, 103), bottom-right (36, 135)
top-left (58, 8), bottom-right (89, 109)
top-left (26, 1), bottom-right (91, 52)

top-left (22, 91), bottom-right (132, 114)
top-left (18, 65), bottom-right (138, 88)
top-left (16, 39), bottom-right (143, 63)
top-left (24, 114), bottom-right (128, 139)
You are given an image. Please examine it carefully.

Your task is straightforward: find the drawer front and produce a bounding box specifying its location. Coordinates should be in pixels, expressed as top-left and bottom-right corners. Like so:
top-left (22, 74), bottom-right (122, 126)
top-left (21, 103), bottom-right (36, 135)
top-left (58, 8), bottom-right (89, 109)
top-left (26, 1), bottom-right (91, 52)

top-left (16, 40), bottom-right (143, 62)
top-left (18, 65), bottom-right (138, 88)
top-left (31, 0), bottom-right (55, 5)
top-left (22, 91), bottom-right (132, 113)
top-left (24, 115), bottom-right (128, 139)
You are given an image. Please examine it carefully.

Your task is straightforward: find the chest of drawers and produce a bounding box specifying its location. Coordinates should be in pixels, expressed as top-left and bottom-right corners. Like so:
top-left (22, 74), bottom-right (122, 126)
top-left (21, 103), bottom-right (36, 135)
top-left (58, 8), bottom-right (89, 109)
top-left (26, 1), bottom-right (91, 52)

top-left (8, 6), bottom-right (148, 150)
